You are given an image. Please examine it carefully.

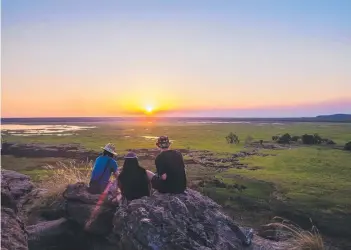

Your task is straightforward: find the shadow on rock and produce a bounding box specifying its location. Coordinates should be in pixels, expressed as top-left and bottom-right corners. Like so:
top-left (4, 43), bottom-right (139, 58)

top-left (63, 182), bottom-right (116, 235)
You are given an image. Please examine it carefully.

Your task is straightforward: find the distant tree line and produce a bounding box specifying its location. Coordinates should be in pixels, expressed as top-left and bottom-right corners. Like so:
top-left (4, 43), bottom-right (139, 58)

top-left (225, 132), bottom-right (351, 151)
top-left (272, 133), bottom-right (336, 145)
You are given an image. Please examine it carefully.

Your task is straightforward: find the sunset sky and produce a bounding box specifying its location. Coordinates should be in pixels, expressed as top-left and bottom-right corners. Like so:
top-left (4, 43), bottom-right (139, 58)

top-left (2, 0), bottom-right (351, 117)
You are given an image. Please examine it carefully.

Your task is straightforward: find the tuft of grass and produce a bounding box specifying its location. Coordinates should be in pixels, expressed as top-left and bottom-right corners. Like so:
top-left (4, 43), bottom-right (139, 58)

top-left (42, 160), bottom-right (92, 189)
top-left (267, 217), bottom-right (325, 250)
top-left (34, 160), bottom-right (93, 208)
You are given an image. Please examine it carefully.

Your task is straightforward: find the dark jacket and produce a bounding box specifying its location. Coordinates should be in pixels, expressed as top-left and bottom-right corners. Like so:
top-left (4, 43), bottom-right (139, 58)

top-left (118, 166), bottom-right (150, 201)
top-left (152, 150), bottom-right (187, 194)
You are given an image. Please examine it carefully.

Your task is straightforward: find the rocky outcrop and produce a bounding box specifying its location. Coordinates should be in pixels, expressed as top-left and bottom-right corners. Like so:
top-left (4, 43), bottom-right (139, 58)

top-left (1, 169), bottom-right (34, 201)
top-left (63, 182), bottom-right (116, 235)
top-left (1, 170), bottom-right (32, 250)
top-left (60, 183), bottom-right (280, 249)
top-left (113, 189), bottom-right (265, 250)
top-left (1, 207), bottom-right (28, 250)
top-left (27, 218), bottom-right (69, 249)
top-left (1, 170), bottom-right (280, 250)
top-left (1, 142), bottom-right (100, 160)
top-left (1, 143), bottom-right (187, 161)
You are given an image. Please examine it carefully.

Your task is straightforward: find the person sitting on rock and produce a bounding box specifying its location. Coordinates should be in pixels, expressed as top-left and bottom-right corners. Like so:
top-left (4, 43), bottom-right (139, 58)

top-left (88, 143), bottom-right (118, 194)
top-left (146, 136), bottom-right (187, 194)
top-left (117, 152), bottom-right (151, 201)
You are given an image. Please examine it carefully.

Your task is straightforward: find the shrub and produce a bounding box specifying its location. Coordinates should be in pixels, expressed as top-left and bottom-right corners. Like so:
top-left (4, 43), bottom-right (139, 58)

top-left (266, 217), bottom-right (325, 250)
top-left (313, 134), bottom-right (322, 144)
top-left (291, 136), bottom-right (300, 142)
top-left (277, 133), bottom-right (291, 144)
top-left (323, 139), bottom-right (335, 145)
top-left (272, 135), bottom-right (279, 141)
top-left (302, 134), bottom-right (315, 144)
top-left (302, 134), bottom-right (325, 145)
top-left (225, 132), bottom-right (240, 144)
top-left (344, 141), bottom-right (351, 151)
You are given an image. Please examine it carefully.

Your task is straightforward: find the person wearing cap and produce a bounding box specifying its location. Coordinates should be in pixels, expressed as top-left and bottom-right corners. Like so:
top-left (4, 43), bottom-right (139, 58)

top-left (117, 152), bottom-right (151, 201)
top-left (148, 136), bottom-right (187, 194)
top-left (88, 143), bottom-right (119, 194)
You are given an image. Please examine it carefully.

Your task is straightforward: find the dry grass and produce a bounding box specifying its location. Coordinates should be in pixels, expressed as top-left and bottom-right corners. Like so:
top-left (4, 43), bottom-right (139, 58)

top-left (31, 160), bottom-right (93, 208)
top-left (267, 217), bottom-right (325, 250)
top-left (41, 160), bottom-right (92, 189)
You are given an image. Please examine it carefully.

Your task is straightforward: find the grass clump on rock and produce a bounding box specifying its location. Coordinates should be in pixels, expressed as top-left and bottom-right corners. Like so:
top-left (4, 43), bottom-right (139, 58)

top-left (27, 161), bottom-right (93, 222)
top-left (266, 217), bottom-right (325, 250)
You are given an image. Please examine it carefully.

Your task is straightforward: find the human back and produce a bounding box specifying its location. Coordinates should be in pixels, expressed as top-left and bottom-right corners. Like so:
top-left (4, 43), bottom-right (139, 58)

top-left (90, 155), bottom-right (115, 184)
top-left (89, 143), bottom-right (118, 194)
top-left (118, 152), bottom-right (150, 201)
top-left (153, 136), bottom-right (187, 194)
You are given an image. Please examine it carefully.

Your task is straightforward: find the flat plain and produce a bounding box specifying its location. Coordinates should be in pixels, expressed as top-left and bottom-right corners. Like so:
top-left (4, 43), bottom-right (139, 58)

top-left (2, 121), bottom-right (351, 245)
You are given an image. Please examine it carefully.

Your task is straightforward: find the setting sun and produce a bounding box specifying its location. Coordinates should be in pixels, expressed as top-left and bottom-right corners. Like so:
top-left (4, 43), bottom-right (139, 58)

top-left (145, 106), bottom-right (153, 114)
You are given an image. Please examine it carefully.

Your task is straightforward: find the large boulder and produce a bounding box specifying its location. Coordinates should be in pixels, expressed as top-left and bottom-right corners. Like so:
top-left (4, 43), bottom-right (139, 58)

top-left (1, 169), bottom-right (31, 250)
top-left (63, 182), bottom-right (117, 235)
top-left (61, 184), bottom-right (280, 249)
top-left (1, 169), bottom-right (34, 201)
top-left (27, 218), bottom-right (70, 249)
top-left (113, 189), bottom-right (266, 250)
top-left (1, 207), bottom-right (28, 250)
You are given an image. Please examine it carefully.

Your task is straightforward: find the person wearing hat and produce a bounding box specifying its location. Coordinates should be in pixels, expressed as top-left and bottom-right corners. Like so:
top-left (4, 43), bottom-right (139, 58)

top-left (88, 143), bottom-right (119, 194)
top-left (117, 152), bottom-right (151, 201)
top-left (148, 136), bottom-right (187, 194)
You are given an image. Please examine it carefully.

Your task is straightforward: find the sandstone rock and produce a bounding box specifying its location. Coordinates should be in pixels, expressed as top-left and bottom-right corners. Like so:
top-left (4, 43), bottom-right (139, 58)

top-left (27, 217), bottom-right (101, 250)
top-left (1, 178), bottom-right (17, 211)
top-left (63, 182), bottom-right (116, 235)
top-left (1, 207), bottom-right (28, 250)
top-left (27, 217), bottom-right (69, 243)
top-left (1, 169), bottom-right (34, 201)
top-left (113, 189), bottom-right (266, 250)
top-left (1, 169), bottom-right (31, 250)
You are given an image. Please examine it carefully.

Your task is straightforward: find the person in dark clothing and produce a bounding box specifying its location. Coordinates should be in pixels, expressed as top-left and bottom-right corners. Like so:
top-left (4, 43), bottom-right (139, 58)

top-left (147, 136), bottom-right (187, 194)
top-left (146, 137), bottom-right (254, 246)
top-left (118, 152), bottom-right (151, 201)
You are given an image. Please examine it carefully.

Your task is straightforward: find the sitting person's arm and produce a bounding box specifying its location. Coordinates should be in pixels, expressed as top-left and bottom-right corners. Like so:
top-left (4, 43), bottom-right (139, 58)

top-left (145, 170), bottom-right (166, 180)
top-left (111, 160), bottom-right (119, 179)
top-left (155, 156), bottom-right (167, 179)
top-left (146, 170), bottom-right (155, 180)
top-left (117, 175), bottom-right (123, 193)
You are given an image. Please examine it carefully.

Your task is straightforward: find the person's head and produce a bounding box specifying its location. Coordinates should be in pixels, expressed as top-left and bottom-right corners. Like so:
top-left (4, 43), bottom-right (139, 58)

top-left (122, 152), bottom-right (140, 172)
top-left (156, 136), bottom-right (171, 151)
top-left (101, 143), bottom-right (117, 158)
top-left (103, 150), bottom-right (114, 158)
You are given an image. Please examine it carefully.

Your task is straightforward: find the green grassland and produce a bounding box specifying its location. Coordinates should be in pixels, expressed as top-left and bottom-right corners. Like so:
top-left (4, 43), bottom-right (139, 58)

top-left (2, 121), bottom-right (351, 240)
top-left (3, 122), bottom-right (351, 152)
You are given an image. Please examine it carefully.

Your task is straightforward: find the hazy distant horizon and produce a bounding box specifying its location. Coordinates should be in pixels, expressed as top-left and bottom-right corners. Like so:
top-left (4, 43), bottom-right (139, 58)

top-left (2, 113), bottom-right (350, 120)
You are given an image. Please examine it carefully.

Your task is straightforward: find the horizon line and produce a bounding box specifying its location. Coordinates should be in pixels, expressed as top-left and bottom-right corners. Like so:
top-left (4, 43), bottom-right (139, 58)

top-left (2, 114), bottom-right (350, 120)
